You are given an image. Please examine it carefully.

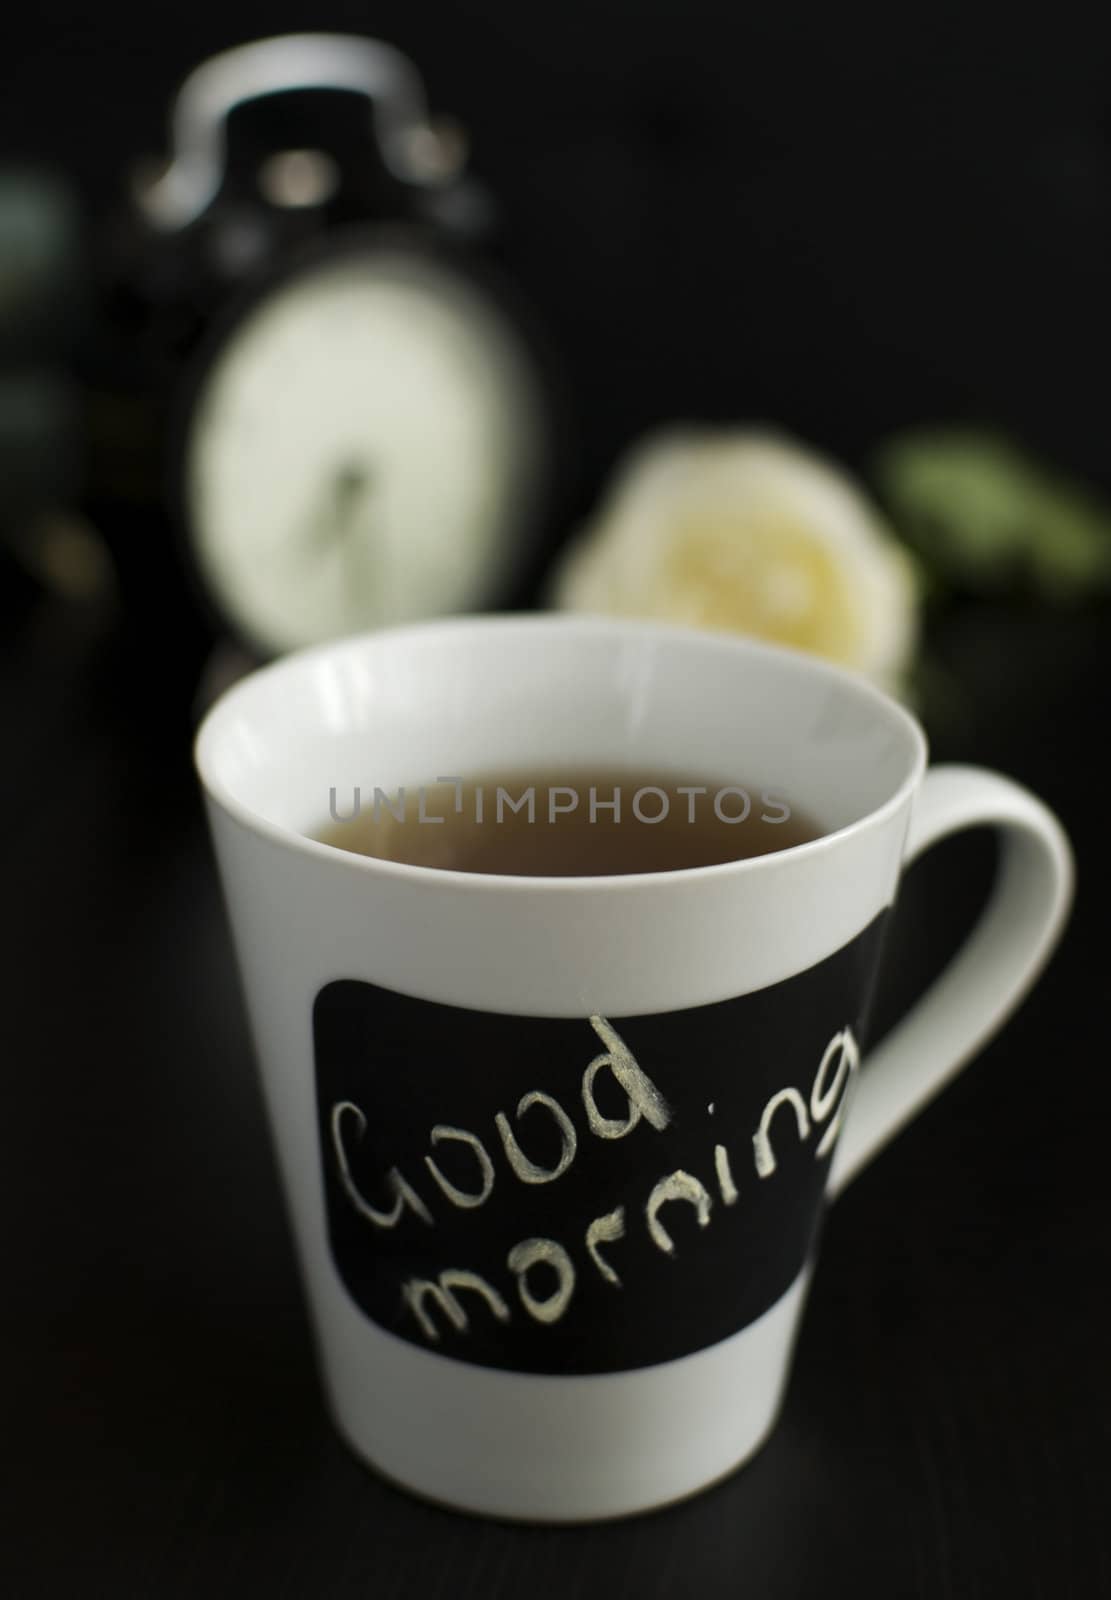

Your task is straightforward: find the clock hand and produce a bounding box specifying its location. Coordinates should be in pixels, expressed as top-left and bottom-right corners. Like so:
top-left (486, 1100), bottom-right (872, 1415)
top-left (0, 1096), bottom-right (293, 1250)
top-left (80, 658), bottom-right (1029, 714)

top-left (305, 460), bottom-right (371, 550)
top-left (329, 461), bottom-right (388, 620)
top-left (292, 460), bottom-right (386, 621)
top-left (299, 460), bottom-right (374, 562)
top-left (331, 462), bottom-right (370, 533)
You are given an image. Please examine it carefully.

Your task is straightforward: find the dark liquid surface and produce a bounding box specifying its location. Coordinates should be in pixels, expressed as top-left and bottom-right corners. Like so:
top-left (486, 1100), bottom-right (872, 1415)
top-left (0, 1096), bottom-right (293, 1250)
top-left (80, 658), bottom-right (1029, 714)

top-left (313, 770), bottom-right (822, 876)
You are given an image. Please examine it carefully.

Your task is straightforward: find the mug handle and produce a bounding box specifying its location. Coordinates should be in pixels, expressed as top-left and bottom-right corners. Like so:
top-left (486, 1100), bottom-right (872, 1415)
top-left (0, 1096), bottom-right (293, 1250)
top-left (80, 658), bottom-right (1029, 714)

top-left (828, 764), bottom-right (1073, 1197)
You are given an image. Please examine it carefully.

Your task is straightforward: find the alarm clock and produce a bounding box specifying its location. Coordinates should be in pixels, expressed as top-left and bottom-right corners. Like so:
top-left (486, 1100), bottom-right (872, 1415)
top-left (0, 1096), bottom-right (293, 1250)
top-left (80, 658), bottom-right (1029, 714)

top-left (179, 227), bottom-right (547, 655)
top-left (85, 34), bottom-right (562, 671)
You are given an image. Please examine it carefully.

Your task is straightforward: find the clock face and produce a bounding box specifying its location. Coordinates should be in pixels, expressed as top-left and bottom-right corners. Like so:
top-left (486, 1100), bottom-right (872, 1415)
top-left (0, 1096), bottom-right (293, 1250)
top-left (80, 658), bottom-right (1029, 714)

top-left (184, 245), bottom-right (546, 654)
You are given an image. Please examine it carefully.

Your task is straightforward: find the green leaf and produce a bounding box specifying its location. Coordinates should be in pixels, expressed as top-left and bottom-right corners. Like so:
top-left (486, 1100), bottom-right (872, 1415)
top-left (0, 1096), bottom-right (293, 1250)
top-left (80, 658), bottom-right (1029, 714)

top-left (872, 428), bottom-right (1111, 599)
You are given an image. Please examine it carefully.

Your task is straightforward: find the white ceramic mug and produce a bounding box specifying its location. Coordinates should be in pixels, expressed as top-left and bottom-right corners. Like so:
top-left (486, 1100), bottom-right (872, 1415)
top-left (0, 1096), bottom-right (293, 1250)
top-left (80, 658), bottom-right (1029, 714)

top-left (194, 615), bottom-right (1072, 1522)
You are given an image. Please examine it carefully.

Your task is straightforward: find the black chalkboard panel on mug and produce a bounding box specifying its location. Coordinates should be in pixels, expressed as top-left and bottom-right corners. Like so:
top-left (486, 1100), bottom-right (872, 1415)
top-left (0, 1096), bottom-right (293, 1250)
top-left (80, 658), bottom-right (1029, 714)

top-left (313, 911), bottom-right (889, 1376)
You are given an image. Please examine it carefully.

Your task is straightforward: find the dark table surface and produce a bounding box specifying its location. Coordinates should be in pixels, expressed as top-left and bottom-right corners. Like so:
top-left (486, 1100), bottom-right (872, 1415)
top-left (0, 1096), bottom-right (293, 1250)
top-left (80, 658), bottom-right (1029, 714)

top-left (3, 592), bottom-right (1108, 1599)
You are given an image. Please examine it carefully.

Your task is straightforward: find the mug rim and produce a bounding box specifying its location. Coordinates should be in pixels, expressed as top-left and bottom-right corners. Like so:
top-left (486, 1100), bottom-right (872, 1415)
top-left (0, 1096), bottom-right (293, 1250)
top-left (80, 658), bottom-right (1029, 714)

top-left (194, 613), bottom-right (928, 893)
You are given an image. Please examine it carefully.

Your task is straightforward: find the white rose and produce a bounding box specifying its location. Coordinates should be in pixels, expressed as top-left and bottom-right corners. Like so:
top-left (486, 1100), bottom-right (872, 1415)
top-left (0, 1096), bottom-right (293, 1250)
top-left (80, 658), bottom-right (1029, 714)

top-left (549, 429), bottom-right (918, 694)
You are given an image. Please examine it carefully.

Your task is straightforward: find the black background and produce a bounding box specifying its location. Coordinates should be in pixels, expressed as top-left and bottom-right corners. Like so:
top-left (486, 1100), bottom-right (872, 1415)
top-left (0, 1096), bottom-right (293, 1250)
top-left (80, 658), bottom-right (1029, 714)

top-left (2, 5), bottom-right (1110, 1597)
top-left (4, 1), bottom-right (1111, 494)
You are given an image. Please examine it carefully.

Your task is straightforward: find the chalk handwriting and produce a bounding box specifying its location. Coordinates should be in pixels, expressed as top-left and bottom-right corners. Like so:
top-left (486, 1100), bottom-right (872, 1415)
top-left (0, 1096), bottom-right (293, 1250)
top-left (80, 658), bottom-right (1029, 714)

top-left (332, 1101), bottom-right (433, 1228)
top-left (811, 1028), bottom-right (860, 1157)
top-left (582, 1015), bottom-right (673, 1137)
top-left (507, 1238), bottom-right (577, 1323)
top-left (646, 1170), bottom-right (713, 1255)
top-left (714, 1143), bottom-right (739, 1205)
top-left (334, 1020), bottom-right (859, 1343)
top-left (585, 1206), bottom-right (626, 1285)
top-left (495, 1091), bottom-right (577, 1184)
top-left (423, 1125), bottom-right (495, 1209)
top-left (402, 1269), bottom-right (511, 1341)
top-left (753, 1088), bottom-right (811, 1178)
